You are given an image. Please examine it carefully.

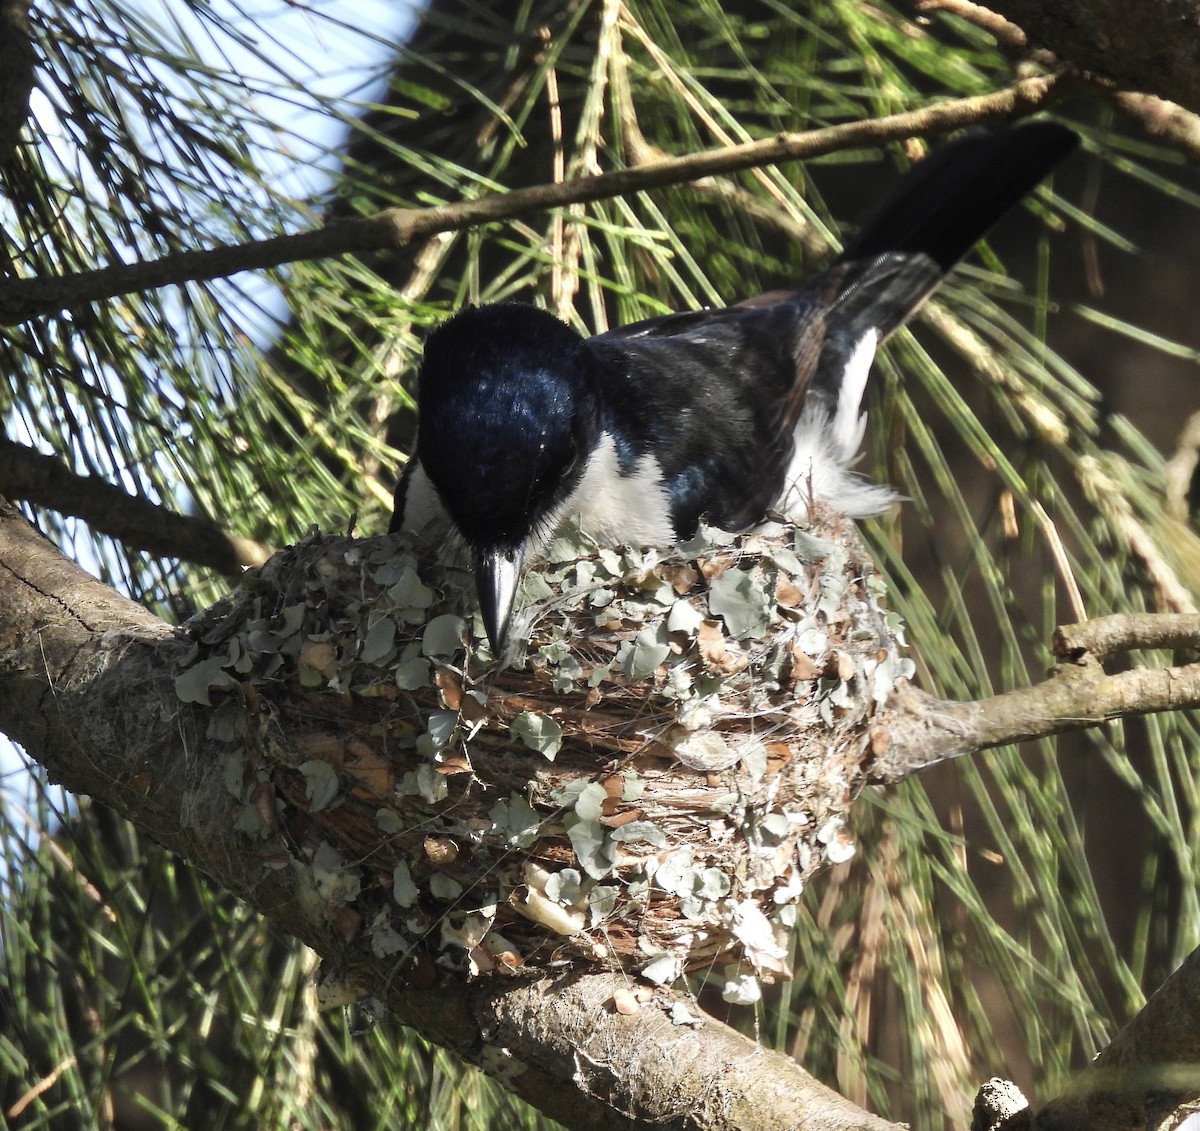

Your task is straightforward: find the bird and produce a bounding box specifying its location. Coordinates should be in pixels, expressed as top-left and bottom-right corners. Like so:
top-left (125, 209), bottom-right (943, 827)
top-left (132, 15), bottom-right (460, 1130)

top-left (391, 122), bottom-right (1079, 653)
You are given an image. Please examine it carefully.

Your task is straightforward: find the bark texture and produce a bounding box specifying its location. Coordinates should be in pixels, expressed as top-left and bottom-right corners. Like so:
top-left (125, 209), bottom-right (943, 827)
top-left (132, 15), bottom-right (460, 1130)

top-left (981, 1), bottom-right (1200, 112)
top-left (4, 498), bottom-right (1200, 1130)
top-left (1033, 947), bottom-right (1200, 1130)
top-left (0, 501), bottom-right (902, 1131)
top-left (0, 0), bottom-right (34, 168)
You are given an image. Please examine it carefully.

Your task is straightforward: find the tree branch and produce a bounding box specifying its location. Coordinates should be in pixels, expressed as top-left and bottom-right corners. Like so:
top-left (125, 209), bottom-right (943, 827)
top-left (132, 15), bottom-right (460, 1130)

top-left (0, 77), bottom-right (1065, 326)
top-left (0, 437), bottom-right (272, 574)
top-left (869, 614), bottom-right (1200, 783)
top-left (1031, 944), bottom-right (1200, 1129)
top-left (1105, 91), bottom-right (1200, 162)
top-left (917, 0), bottom-right (1057, 63)
top-left (0, 0), bottom-right (35, 169)
top-left (0, 501), bottom-right (902, 1131)
top-left (1053, 613), bottom-right (1200, 657)
top-left (972, 1), bottom-right (1200, 116)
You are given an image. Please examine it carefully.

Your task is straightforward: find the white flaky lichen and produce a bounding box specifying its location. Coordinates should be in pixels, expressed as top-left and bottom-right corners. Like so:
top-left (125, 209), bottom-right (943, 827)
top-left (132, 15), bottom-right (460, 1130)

top-left (175, 512), bottom-right (912, 994)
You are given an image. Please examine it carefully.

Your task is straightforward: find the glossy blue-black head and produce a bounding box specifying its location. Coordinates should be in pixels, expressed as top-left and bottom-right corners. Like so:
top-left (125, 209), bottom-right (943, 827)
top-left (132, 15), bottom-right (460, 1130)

top-left (416, 303), bottom-right (599, 650)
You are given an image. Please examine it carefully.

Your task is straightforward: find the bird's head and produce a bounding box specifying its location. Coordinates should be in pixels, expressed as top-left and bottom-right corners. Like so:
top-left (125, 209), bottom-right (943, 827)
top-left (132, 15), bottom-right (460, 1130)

top-left (416, 303), bottom-right (599, 651)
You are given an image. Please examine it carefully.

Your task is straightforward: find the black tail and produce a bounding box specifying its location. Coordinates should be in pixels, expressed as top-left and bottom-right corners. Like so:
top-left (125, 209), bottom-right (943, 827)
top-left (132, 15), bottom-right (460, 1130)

top-left (841, 121), bottom-right (1079, 270)
top-left (825, 123), bottom-right (1078, 346)
top-left (803, 122), bottom-right (1077, 401)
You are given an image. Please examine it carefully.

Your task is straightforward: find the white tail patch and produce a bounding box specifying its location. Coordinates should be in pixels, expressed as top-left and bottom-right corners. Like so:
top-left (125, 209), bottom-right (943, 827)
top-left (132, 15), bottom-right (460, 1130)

top-left (772, 329), bottom-right (899, 523)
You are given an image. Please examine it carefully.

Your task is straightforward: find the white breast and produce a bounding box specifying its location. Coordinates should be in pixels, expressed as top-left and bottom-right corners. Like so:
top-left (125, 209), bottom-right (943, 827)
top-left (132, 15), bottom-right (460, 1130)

top-left (397, 464), bottom-right (453, 540)
top-left (397, 433), bottom-right (675, 558)
top-left (547, 432), bottom-right (675, 549)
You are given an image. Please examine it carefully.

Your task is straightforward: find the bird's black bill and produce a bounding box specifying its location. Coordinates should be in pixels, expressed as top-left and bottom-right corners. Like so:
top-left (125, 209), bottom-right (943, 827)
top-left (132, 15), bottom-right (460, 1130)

top-left (474, 545), bottom-right (525, 653)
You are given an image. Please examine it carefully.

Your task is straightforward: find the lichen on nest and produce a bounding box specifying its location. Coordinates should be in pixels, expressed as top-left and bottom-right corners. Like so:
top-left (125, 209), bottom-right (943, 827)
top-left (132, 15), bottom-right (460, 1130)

top-left (174, 512), bottom-right (912, 997)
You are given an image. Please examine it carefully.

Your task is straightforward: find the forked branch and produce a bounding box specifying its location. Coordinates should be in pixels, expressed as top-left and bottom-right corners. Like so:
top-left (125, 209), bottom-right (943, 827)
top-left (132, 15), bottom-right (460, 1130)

top-left (869, 613), bottom-right (1200, 783)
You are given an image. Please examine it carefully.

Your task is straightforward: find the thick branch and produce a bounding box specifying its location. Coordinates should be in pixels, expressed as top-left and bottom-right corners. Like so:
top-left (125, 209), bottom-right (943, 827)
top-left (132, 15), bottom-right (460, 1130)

top-left (0, 437), bottom-right (272, 574)
top-left (1031, 945), bottom-right (1200, 1130)
top-left (975, 1), bottom-right (1200, 116)
top-left (869, 613), bottom-right (1200, 782)
top-left (0, 78), bottom-right (1063, 326)
top-left (0, 0), bottom-right (34, 168)
top-left (0, 504), bottom-right (902, 1130)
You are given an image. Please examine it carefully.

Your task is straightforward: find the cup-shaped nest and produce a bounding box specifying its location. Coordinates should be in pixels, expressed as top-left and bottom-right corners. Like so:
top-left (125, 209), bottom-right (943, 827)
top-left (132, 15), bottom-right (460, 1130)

top-left (180, 514), bottom-right (911, 988)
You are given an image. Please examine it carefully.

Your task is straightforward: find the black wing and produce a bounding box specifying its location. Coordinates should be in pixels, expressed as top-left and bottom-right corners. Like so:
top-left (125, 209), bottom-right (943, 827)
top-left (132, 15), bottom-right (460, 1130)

top-left (587, 122), bottom-right (1078, 534)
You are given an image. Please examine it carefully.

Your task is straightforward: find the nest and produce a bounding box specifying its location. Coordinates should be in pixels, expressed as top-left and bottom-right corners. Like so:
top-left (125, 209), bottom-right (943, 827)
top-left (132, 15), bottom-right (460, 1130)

top-left (177, 513), bottom-right (911, 994)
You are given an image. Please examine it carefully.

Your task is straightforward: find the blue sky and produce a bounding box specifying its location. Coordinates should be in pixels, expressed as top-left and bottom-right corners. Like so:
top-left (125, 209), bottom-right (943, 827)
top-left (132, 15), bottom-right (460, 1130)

top-left (1, 0), bottom-right (421, 820)
top-left (188, 0), bottom-right (424, 339)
